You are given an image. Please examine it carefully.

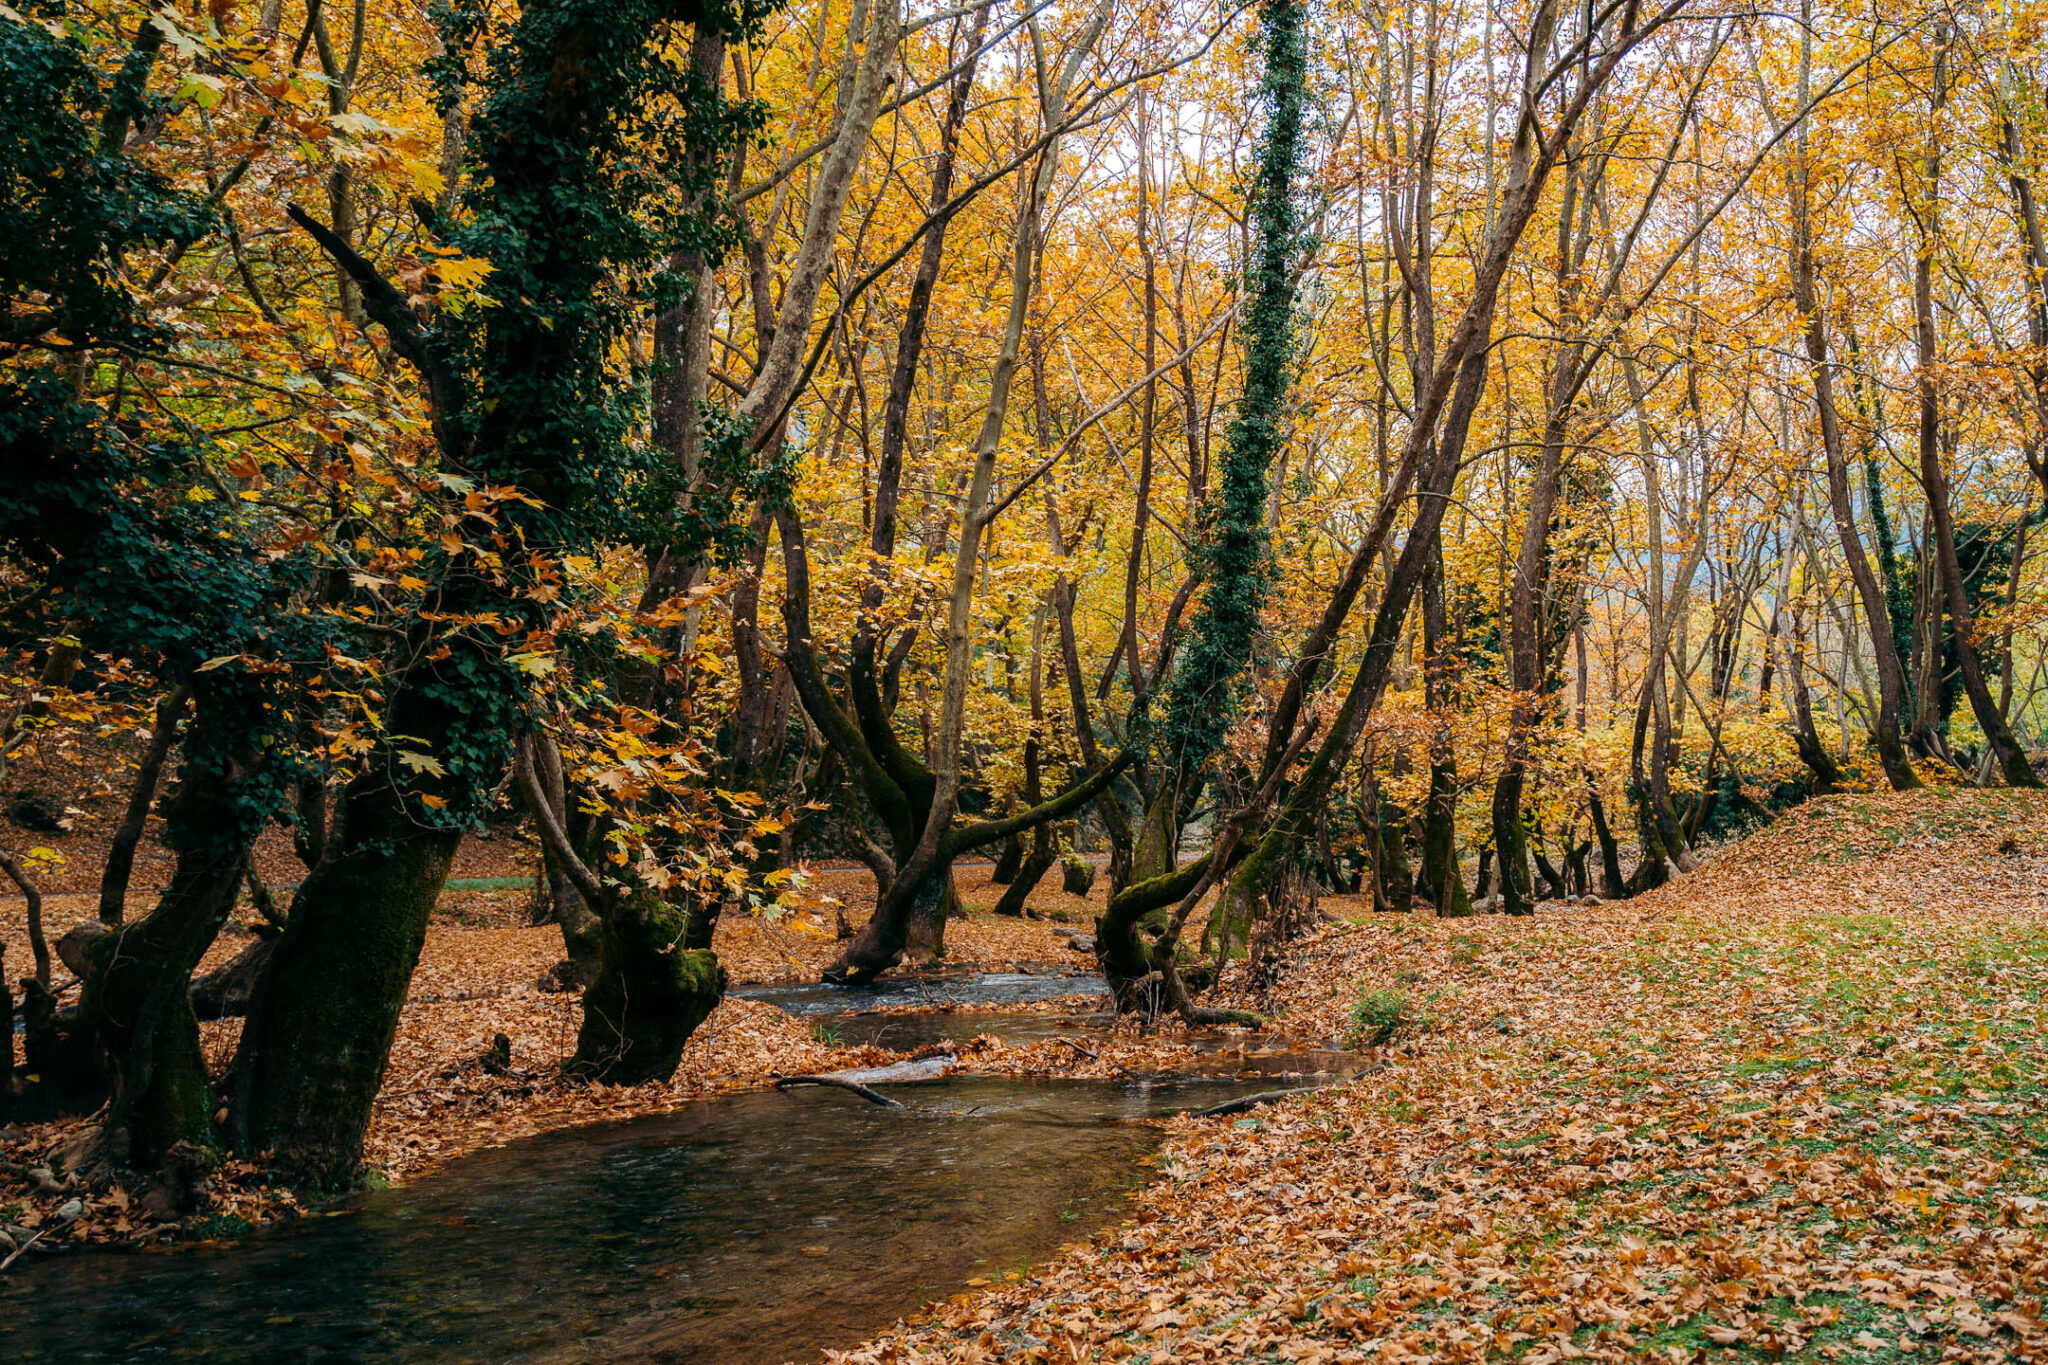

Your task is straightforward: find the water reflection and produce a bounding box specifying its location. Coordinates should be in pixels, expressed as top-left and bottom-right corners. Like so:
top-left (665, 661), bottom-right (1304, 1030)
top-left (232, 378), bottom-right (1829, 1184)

top-left (2, 1079), bottom-right (1234, 1364)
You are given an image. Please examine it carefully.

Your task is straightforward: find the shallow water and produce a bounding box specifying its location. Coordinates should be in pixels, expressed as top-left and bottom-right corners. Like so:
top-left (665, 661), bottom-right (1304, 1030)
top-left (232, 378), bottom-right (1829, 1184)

top-left (0, 1077), bottom-right (1254, 1364)
top-left (737, 971), bottom-right (1356, 1076)
top-left (733, 966), bottom-right (1107, 1016)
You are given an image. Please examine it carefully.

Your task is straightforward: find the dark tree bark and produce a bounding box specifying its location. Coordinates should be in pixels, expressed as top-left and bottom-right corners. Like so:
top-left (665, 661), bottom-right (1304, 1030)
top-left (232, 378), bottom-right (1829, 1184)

top-left (97, 685), bottom-right (191, 926)
top-left (228, 692), bottom-right (466, 1187)
top-left (82, 723), bottom-right (259, 1168)
top-left (572, 886), bottom-right (725, 1083)
top-left (1370, 786), bottom-right (1414, 912)
top-left (1416, 546), bottom-right (1471, 916)
top-left (990, 830), bottom-right (1025, 884)
top-left (1786, 6), bottom-right (1918, 791)
top-left (1587, 790), bottom-right (1626, 900)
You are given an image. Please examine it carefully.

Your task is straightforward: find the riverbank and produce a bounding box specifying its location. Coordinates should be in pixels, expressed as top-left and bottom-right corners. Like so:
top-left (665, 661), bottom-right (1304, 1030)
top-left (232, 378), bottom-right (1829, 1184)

top-left (0, 856), bottom-right (1127, 1250)
top-left (836, 788), bottom-right (2048, 1364)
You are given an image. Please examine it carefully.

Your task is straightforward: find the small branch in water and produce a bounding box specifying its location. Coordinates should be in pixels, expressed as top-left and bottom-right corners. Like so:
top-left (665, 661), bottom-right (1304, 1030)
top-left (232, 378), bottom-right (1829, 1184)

top-left (1056, 1036), bottom-right (1100, 1061)
top-left (0, 1202), bottom-right (78, 1272)
top-left (1196, 1086), bottom-right (1331, 1119)
top-left (775, 1076), bottom-right (906, 1108)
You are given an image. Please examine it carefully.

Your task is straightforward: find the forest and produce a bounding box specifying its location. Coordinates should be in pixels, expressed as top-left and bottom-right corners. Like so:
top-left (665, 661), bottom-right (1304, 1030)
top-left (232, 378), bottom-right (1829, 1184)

top-left (2, 0), bottom-right (2048, 1356)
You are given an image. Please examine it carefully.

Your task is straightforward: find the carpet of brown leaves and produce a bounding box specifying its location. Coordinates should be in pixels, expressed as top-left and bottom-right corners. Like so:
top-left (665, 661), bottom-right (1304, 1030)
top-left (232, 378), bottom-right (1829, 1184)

top-left (834, 789), bottom-right (2048, 1365)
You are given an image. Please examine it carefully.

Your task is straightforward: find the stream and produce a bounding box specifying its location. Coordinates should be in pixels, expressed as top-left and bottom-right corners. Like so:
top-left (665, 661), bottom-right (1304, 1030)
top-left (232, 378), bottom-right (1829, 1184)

top-left (1, 971), bottom-right (1349, 1363)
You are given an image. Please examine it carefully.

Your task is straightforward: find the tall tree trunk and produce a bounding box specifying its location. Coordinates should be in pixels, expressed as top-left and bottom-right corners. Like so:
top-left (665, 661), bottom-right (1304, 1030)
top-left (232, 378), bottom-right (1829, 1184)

top-left (1416, 545), bottom-right (1471, 915)
top-left (1105, 0), bottom-right (1313, 974)
top-left (1786, 0), bottom-right (1919, 790)
top-left (1906, 24), bottom-right (2037, 787)
top-left (809, 0), bottom-right (1113, 983)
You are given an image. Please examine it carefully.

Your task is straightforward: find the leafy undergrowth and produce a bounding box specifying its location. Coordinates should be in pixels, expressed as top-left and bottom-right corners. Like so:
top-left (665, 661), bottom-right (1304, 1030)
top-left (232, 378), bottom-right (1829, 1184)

top-left (839, 789), bottom-right (2048, 1365)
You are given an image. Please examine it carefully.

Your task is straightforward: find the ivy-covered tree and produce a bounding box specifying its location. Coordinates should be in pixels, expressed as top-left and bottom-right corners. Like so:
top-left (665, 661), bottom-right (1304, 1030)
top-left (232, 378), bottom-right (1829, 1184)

top-left (0, 9), bottom-right (341, 1170)
top-left (229, 0), bottom-right (777, 1184)
top-left (1095, 0), bottom-right (1310, 1009)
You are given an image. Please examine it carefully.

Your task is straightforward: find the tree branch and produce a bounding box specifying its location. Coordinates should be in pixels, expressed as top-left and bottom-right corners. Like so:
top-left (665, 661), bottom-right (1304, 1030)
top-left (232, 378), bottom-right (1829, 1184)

top-left (514, 734), bottom-right (607, 911)
top-left (944, 750), bottom-right (1134, 857)
top-left (283, 204), bottom-right (466, 446)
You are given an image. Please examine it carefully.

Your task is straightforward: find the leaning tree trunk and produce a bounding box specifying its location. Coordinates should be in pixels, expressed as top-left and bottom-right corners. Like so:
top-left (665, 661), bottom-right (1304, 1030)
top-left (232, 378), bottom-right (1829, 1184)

top-left (527, 734), bottom-right (603, 983)
top-left (990, 830), bottom-right (1025, 885)
top-left (513, 734), bottom-right (729, 1082)
top-left (228, 694), bottom-right (467, 1188)
top-left (1905, 25), bottom-right (2038, 789)
top-left (992, 836), bottom-right (1055, 916)
top-left (992, 725), bottom-right (1056, 917)
top-left (1787, 7), bottom-right (1918, 792)
top-left (81, 735), bottom-right (256, 1168)
top-left (1782, 604), bottom-right (1842, 792)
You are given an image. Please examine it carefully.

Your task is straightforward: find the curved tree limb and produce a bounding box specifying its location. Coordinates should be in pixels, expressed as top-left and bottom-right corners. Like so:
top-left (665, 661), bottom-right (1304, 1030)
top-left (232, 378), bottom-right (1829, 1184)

top-left (514, 734), bottom-right (607, 911)
top-left (943, 750), bottom-right (1134, 857)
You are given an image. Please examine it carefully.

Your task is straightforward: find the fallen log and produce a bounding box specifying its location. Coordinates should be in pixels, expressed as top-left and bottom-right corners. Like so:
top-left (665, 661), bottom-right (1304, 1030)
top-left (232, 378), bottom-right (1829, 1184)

top-left (1196, 1086), bottom-right (1331, 1119)
top-left (774, 1076), bottom-right (906, 1108)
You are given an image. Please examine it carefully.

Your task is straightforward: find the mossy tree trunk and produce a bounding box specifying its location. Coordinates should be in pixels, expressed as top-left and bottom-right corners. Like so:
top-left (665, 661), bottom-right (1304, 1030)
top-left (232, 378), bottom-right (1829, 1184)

top-left (1626, 781), bottom-right (1673, 895)
top-left (572, 886), bottom-right (725, 1083)
top-left (1098, 0), bottom-right (1309, 989)
top-left (1418, 760), bottom-right (1471, 916)
top-left (81, 755), bottom-right (253, 1167)
top-left (515, 733), bottom-right (730, 1083)
top-left (901, 869), bottom-right (960, 963)
top-left (81, 678), bottom-right (279, 1170)
top-left (228, 694), bottom-right (467, 1188)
